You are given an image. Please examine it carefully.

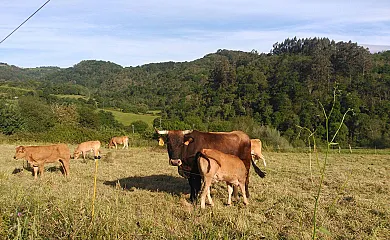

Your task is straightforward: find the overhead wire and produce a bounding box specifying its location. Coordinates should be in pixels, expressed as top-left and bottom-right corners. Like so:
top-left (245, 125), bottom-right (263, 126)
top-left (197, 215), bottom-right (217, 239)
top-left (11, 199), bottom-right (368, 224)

top-left (0, 0), bottom-right (52, 44)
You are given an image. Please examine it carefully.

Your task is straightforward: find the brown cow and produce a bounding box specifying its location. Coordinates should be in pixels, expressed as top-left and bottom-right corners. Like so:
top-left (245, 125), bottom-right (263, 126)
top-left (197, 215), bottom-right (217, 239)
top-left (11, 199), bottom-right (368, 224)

top-left (73, 140), bottom-right (101, 160)
top-left (250, 139), bottom-right (267, 167)
top-left (198, 149), bottom-right (248, 209)
top-left (108, 136), bottom-right (129, 149)
top-left (13, 144), bottom-right (70, 179)
top-left (156, 129), bottom-right (265, 202)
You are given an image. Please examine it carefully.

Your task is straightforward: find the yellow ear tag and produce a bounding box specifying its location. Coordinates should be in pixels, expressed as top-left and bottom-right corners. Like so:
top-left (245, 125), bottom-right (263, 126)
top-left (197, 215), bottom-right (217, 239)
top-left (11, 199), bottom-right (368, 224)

top-left (158, 137), bottom-right (165, 146)
top-left (184, 141), bottom-right (190, 146)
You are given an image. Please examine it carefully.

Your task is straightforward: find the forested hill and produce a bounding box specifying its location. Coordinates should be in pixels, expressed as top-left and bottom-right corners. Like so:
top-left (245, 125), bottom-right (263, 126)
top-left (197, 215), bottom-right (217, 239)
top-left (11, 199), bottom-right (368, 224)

top-left (1, 37), bottom-right (390, 148)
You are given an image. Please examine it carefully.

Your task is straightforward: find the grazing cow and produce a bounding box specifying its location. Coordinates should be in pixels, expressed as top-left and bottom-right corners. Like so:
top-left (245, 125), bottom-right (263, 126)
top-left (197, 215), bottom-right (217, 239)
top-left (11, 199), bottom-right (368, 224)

top-left (13, 144), bottom-right (70, 179)
top-left (156, 129), bottom-right (266, 202)
top-left (198, 149), bottom-right (248, 209)
top-left (250, 139), bottom-right (267, 167)
top-left (73, 140), bottom-right (101, 160)
top-left (108, 136), bottom-right (129, 149)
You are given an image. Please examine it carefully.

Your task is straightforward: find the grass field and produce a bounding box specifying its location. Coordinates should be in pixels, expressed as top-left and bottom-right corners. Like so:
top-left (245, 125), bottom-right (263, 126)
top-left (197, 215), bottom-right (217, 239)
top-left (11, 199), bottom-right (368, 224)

top-left (0, 145), bottom-right (389, 239)
top-left (101, 109), bottom-right (159, 126)
top-left (55, 94), bottom-right (88, 100)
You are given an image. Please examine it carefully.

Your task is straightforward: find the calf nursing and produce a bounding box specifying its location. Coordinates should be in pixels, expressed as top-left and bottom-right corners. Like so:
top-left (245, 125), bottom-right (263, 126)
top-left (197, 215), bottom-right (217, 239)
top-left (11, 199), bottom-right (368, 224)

top-left (198, 148), bottom-right (249, 209)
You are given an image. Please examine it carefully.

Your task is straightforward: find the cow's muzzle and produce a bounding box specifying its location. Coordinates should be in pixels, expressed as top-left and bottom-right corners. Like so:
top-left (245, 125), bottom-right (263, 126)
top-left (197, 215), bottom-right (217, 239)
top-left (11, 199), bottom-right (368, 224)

top-left (170, 159), bottom-right (182, 166)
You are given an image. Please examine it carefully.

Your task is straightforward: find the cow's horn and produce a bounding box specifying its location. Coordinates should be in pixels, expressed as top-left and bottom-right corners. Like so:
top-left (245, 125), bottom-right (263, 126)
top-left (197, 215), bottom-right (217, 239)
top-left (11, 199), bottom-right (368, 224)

top-left (182, 130), bottom-right (193, 135)
top-left (155, 128), bottom-right (168, 135)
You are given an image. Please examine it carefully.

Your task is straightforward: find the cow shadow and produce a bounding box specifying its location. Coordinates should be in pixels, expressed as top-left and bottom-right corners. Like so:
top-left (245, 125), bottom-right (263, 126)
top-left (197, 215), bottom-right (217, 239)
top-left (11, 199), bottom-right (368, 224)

top-left (103, 174), bottom-right (189, 196)
top-left (12, 161), bottom-right (65, 176)
top-left (47, 166), bottom-right (64, 174)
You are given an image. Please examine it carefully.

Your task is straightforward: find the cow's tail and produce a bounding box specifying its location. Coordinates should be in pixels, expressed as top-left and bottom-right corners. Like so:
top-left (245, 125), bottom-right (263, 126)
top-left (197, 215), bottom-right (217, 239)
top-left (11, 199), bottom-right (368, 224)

top-left (251, 158), bottom-right (266, 178)
top-left (198, 152), bottom-right (221, 173)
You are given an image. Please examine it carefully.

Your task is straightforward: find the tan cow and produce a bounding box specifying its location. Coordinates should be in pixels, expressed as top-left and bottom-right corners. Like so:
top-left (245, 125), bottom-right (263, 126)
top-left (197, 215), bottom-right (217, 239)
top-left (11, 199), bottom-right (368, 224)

top-left (73, 140), bottom-right (101, 160)
top-left (13, 144), bottom-right (70, 179)
top-left (197, 148), bottom-right (249, 209)
top-left (250, 139), bottom-right (266, 167)
top-left (108, 136), bottom-right (129, 149)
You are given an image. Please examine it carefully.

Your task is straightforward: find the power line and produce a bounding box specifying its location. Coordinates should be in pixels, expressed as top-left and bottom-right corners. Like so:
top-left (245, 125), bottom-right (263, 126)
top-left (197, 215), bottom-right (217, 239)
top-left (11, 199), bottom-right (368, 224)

top-left (0, 0), bottom-right (52, 45)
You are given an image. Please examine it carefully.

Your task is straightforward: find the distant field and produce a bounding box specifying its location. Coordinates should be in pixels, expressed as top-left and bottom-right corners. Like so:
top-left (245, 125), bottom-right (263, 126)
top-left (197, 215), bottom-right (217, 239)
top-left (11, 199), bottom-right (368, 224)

top-left (55, 94), bottom-right (88, 100)
top-left (0, 145), bottom-right (388, 239)
top-left (101, 109), bottom-right (160, 126)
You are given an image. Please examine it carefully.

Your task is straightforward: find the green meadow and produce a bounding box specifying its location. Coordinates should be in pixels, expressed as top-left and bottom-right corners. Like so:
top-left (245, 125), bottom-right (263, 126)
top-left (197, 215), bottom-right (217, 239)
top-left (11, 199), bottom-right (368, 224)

top-left (101, 109), bottom-right (160, 126)
top-left (0, 144), bottom-right (388, 239)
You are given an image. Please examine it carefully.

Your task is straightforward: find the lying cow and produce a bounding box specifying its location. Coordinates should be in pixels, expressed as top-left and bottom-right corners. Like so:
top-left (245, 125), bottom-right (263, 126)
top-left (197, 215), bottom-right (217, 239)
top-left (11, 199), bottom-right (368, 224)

top-left (73, 140), bottom-right (101, 160)
top-left (13, 144), bottom-right (70, 179)
top-left (250, 139), bottom-right (267, 167)
top-left (108, 136), bottom-right (129, 149)
top-left (198, 149), bottom-right (248, 209)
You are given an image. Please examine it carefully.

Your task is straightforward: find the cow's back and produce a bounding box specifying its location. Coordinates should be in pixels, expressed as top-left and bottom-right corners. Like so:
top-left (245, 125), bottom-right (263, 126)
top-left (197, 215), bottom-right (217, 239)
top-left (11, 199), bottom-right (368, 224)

top-left (77, 141), bottom-right (100, 151)
top-left (26, 144), bottom-right (70, 163)
top-left (186, 130), bottom-right (252, 171)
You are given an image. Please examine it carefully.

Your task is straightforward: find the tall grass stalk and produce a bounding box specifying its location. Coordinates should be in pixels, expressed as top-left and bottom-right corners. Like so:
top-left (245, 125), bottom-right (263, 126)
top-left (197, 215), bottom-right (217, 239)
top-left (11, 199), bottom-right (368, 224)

top-left (299, 90), bottom-right (353, 239)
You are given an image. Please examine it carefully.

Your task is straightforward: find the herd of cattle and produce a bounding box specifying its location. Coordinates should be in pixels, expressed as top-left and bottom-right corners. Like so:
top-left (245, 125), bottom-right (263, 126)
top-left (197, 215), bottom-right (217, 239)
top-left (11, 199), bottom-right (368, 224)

top-left (13, 130), bottom-right (266, 208)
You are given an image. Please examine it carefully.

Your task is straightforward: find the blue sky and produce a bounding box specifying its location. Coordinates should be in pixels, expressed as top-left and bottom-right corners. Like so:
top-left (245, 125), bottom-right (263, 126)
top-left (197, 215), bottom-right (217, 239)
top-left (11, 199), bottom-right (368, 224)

top-left (1, 0), bottom-right (390, 68)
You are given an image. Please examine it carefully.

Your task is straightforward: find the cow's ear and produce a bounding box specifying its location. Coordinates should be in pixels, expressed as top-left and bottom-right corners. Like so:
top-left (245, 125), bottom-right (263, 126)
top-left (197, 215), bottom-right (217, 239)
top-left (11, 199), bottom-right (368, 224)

top-left (184, 137), bottom-right (194, 146)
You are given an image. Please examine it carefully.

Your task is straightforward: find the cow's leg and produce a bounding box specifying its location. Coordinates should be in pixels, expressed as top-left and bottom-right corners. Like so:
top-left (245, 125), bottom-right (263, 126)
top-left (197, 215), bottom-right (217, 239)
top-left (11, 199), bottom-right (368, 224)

top-left (38, 164), bottom-right (44, 178)
top-left (232, 185), bottom-right (239, 201)
top-left (206, 186), bottom-right (214, 206)
top-left (239, 182), bottom-right (249, 205)
top-left (60, 159), bottom-right (70, 177)
top-left (188, 174), bottom-right (202, 203)
top-left (227, 183), bottom-right (234, 206)
top-left (261, 155), bottom-right (267, 167)
top-left (33, 166), bottom-right (38, 180)
top-left (245, 172), bottom-right (250, 198)
top-left (200, 178), bottom-right (212, 209)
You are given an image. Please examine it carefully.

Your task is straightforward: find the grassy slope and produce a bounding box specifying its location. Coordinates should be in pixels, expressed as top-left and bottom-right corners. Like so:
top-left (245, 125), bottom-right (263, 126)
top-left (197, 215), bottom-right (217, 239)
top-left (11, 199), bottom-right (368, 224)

top-left (0, 145), bottom-right (389, 239)
top-left (102, 109), bottom-right (159, 126)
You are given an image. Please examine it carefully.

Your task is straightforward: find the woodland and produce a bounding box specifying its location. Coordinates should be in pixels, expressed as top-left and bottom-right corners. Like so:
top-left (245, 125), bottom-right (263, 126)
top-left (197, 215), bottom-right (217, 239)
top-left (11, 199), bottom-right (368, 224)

top-left (0, 37), bottom-right (389, 148)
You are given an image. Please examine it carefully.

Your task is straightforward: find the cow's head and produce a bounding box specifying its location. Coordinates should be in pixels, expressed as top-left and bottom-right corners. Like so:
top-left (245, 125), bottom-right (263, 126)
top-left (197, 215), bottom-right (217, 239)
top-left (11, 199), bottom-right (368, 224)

top-left (73, 150), bottom-right (81, 159)
top-left (14, 146), bottom-right (26, 159)
top-left (156, 129), bottom-right (193, 166)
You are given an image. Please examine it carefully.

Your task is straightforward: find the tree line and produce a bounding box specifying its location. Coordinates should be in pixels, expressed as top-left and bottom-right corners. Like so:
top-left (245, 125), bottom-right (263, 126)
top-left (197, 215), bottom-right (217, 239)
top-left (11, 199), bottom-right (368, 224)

top-left (0, 37), bottom-right (389, 148)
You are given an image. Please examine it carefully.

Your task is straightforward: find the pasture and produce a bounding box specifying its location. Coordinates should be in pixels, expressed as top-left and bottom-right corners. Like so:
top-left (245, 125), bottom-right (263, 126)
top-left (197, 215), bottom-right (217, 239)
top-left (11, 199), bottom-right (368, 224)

top-left (101, 109), bottom-right (159, 126)
top-left (0, 144), bottom-right (388, 239)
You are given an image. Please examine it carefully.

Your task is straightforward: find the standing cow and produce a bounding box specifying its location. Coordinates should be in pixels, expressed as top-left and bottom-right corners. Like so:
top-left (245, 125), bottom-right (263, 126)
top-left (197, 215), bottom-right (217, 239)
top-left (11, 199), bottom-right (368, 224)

top-left (108, 136), bottom-right (129, 149)
top-left (250, 139), bottom-right (267, 167)
top-left (13, 144), bottom-right (70, 179)
top-left (73, 140), bottom-right (101, 160)
top-left (156, 129), bottom-right (266, 202)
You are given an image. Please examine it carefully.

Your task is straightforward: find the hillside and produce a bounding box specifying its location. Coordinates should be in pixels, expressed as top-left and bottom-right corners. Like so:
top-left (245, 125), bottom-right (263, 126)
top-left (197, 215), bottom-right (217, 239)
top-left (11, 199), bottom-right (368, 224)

top-left (1, 37), bottom-right (390, 148)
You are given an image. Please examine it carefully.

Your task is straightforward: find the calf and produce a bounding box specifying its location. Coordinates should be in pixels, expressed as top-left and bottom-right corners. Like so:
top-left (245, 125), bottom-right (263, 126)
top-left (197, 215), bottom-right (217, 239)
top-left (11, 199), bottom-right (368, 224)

top-left (251, 139), bottom-right (266, 167)
top-left (197, 148), bottom-right (248, 209)
top-left (108, 136), bottom-right (129, 149)
top-left (13, 144), bottom-right (70, 179)
top-left (73, 140), bottom-right (101, 160)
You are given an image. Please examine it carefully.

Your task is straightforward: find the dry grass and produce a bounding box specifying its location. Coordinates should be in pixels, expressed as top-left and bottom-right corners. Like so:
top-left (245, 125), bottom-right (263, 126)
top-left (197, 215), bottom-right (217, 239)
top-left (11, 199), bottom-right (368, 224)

top-left (0, 144), bottom-right (389, 239)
